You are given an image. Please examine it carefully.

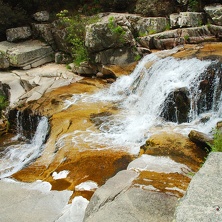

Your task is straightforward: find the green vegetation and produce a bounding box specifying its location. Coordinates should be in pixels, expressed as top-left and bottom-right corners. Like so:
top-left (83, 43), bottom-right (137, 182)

top-left (0, 94), bottom-right (8, 117)
top-left (188, 0), bottom-right (199, 12)
top-left (148, 29), bottom-right (156, 35)
top-left (108, 16), bottom-right (126, 43)
top-left (57, 10), bottom-right (99, 66)
top-left (209, 129), bottom-right (222, 152)
top-left (184, 34), bottom-right (190, 42)
top-left (134, 54), bottom-right (141, 61)
top-left (165, 23), bottom-right (171, 31)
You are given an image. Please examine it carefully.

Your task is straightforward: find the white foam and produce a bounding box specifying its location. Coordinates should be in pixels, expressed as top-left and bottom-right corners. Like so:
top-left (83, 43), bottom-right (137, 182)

top-left (127, 154), bottom-right (190, 174)
top-left (52, 170), bottom-right (70, 180)
top-left (75, 181), bottom-right (98, 191)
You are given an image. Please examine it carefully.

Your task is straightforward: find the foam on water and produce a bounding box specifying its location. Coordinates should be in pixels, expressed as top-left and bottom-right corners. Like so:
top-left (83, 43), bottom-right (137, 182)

top-left (0, 116), bottom-right (49, 179)
top-left (60, 49), bottom-right (222, 154)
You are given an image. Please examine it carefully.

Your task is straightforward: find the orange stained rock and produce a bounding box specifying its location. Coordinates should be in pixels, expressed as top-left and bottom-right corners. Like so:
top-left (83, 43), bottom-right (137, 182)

top-left (13, 149), bottom-right (133, 200)
top-left (133, 171), bottom-right (191, 198)
top-left (12, 77), bottom-right (134, 200)
top-left (140, 132), bottom-right (207, 172)
top-left (173, 43), bottom-right (222, 60)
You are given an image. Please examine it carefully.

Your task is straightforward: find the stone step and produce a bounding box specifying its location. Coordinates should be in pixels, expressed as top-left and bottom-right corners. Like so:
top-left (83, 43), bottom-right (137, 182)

top-left (0, 40), bottom-right (54, 69)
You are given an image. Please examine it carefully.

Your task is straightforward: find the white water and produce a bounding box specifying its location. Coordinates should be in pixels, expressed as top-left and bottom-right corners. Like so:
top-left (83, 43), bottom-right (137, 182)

top-left (62, 49), bottom-right (222, 154)
top-left (0, 116), bottom-right (49, 178)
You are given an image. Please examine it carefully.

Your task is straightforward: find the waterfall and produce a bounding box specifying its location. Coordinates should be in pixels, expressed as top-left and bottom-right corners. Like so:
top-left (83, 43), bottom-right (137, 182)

top-left (0, 116), bottom-right (49, 179)
top-left (62, 49), bottom-right (222, 154)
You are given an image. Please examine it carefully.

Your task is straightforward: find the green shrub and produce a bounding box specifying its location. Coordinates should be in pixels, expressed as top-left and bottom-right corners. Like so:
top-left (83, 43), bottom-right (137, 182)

top-left (57, 10), bottom-right (99, 66)
top-left (0, 94), bottom-right (8, 117)
top-left (188, 0), bottom-right (198, 12)
top-left (108, 16), bottom-right (126, 43)
top-left (210, 129), bottom-right (222, 152)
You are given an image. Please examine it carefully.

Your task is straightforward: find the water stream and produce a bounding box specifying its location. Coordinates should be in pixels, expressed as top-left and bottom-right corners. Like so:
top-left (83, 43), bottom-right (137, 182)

top-left (0, 48), bottom-right (222, 178)
top-left (0, 116), bottom-right (49, 178)
top-left (62, 50), bottom-right (222, 154)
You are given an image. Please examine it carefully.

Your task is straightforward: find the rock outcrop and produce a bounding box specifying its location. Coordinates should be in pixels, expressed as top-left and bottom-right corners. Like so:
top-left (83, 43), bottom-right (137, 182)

top-left (205, 4), bottom-right (222, 26)
top-left (6, 26), bottom-right (32, 42)
top-left (0, 40), bottom-right (54, 69)
top-left (175, 152), bottom-right (222, 222)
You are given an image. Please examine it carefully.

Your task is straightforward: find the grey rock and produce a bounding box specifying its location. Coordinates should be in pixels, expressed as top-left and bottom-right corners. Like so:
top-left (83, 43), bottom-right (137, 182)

top-left (138, 26), bottom-right (213, 50)
top-left (175, 152), bottom-right (222, 222)
top-left (84, 170), bottom-right (139, 220)
top-left (55, 52), bottom-right (72, 64)
top-left (33, 11), bottom-right (50, 22)
top-left (72, 62), bottom-right (98, 76)
top-left (95, 47), bottom-right (139, 65)
top-left (0, 63), bottom-right (82, 106)
top-left (170, 12), bottom-right (204, 28)
top-left (204, 4), bottom-right (222, 26)
top-left (84, 169), bottom-right (178, 222)
top-left (0, 51), bottom-right (9, 69)
top-left (0, 40), bottom-right (54, 69)
top-left (6, 27), bottom-right (32, 42)
top-left (51, 20), bottom-right (71, 53)
top-left (188, 130), bottom-right (213, 151)
top-left (85, 19), bottom-right (134, 53)
top-left (0, 179), bottom-right (72, 222)
top-left (31, 23), bottom-right (55, 48)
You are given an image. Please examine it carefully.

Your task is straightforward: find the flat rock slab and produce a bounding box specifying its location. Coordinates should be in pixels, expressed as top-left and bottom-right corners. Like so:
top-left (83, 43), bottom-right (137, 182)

top-left (175, 152), bottom-right (222, 222)
top-left (0, 63), bottom-right (82, 106)
top-left (84, 167), bottom-right (178, 222)
top-left (0, 179), bottom-right (72, 222)
top-left (0, 40), bottom-right (54, 69)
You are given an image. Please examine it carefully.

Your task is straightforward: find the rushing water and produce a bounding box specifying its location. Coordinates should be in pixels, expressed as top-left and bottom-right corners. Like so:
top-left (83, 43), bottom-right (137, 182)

top-left (0, 116), bottom-right (49, 178)
top-left (1, 48), bottom-right (222, 178)
top-left (63, 49), bottom-right (222, 154)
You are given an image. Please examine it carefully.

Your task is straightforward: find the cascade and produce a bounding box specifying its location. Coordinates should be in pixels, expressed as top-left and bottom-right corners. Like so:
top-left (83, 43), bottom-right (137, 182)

top-left (63, 49), bottom-right (222, 154)
top-left (0, 116), bottom-right (49, 178)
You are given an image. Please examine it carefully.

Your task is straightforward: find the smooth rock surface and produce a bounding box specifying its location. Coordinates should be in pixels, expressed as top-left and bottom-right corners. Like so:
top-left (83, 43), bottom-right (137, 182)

top-left (0, 179), bottom-right (72, 222)
top-left (175, 152), bottom-right (222, 222)
top-left (0, 63), bottom-right (82, 106)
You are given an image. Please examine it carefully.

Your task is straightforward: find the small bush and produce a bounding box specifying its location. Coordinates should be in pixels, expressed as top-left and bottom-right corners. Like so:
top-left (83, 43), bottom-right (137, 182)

top-left (0, 94), bottom-right (8, 117)
top-left (108, 16), bottom-right (126, 43)
top-left (57, 10), bottom-right (99, 66)
top-left (210, 129), bottom-right (222, 152)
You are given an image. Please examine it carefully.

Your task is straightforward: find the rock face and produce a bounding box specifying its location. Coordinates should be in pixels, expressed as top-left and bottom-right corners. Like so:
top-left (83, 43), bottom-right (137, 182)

top-left (85, 13), bottom-right (167, 65)
top-left (175, 152), bottom-right (222, 222)
top-left (204, 4), bottom-right (222, 26)
top-left (33, 11), bottom-right (50, 22)
top-left (134, 0), bottom-right (176, 16)
top-left (170, 12), bottom-right (204, 28)
top-left (6, 27), bottom-right (32, 42)
top-left (0, 40), bottom-right (54, 69)
top-left (31, 23), bottom-right (55, 49)
top-left (137, 26), bottom-right (216, 50)
top-left (161, 87), bottom-right (190, 123)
